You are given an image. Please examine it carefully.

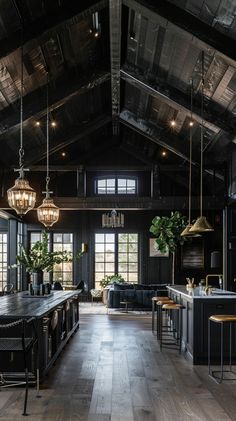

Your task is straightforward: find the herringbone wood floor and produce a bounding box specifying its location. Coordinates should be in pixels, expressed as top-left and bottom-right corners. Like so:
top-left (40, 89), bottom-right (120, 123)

top-left (1, 313), bottom-right (236, 420)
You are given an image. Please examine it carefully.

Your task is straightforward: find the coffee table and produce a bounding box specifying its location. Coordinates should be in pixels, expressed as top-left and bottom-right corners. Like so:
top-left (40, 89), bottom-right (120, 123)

top-left (120, 300), bottom-right (133, 312)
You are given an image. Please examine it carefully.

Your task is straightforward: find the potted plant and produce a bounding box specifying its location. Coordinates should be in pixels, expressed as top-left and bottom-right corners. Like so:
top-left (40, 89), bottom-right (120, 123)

top-left (10, 231), bottom-right (84, 290)
top-left (149, 211), bottom-right (188, 284)
top-left (100, 274), bottom-right (126, 289)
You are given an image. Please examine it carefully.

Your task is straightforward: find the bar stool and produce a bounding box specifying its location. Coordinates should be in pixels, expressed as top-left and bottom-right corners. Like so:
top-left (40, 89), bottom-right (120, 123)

top-left (156, 299), bottom-right (175, 340)
top-left (208, 314), bottom-right (236, 384)
top-left (160, 303), bottom-right (185, 353)
top-left (152, 296), bottom-right (170, 332)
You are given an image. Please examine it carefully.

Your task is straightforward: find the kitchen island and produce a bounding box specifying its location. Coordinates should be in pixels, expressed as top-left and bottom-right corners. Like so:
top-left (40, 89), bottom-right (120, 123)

top-left (0, 290), bottom-right (80, 380)
top-left (167, 285), bottom-right (236, 364)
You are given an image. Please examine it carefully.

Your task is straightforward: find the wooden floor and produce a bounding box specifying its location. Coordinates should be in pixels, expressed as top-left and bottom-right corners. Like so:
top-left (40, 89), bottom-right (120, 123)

top-left (1, 313), bottom-right (236, 420)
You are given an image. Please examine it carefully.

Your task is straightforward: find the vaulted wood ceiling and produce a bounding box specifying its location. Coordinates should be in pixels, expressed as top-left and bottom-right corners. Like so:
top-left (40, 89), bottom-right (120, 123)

top-left (1, 0), bottom-right (236, 200)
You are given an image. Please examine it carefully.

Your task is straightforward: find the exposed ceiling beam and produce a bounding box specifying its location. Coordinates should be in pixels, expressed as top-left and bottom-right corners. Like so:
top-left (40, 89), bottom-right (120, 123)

top-left (26, 165), bottom-right (150, 172)
top-left (0, 196), bottom-right (225, 210)
top-left (120, 109), bottom-right (224, 181)
top-left (121, 68), bottom-right (231, 134)
top-left (0, 0), bottom-right (108, 60)
top-left (123, 0), bottom-right (236, 66)
top-left (0, 68), bottom-right (110, 135)
top-left (109, 0), bottom-right (122, 135)
top-left (25, 114), bottom-right (111, 166)
top-left (120, 109), bottom-right (194, 163)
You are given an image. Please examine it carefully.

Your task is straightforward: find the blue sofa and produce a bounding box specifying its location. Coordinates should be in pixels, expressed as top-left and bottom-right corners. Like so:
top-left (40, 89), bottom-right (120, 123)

top-left (107, 284), bottom-right (167, 309)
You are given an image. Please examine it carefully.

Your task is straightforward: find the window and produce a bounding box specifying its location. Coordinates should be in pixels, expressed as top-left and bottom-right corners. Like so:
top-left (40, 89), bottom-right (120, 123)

top-left (118, 233), bottom-right (138, 283)
top-left (117, 178), bottom-right (136, 194)
top-left (94, 232), bottom-right (139, 288)
top-left (97, 178), bottom-right (115, 194)
top-left (29, 232), bottom-right (73, 285)
top-left (95, 177), bottom-right (137, 195)
top-left (0, 233), bottom-right (7, 292)
top-left (53, 233), bottom-right (73, 285)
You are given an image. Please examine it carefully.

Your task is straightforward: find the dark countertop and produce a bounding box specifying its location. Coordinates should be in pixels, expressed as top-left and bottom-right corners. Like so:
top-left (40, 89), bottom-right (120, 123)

top-left (167, 285), bottom-right (236, 300)
top-left (0, 290), bottom-right (81, 318)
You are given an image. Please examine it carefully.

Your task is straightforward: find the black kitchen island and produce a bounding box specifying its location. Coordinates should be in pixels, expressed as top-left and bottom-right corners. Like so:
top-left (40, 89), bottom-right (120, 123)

top-left (167, 285), bottom-right (236, 364)
top-left (0, 290), bottom-right (80, 381)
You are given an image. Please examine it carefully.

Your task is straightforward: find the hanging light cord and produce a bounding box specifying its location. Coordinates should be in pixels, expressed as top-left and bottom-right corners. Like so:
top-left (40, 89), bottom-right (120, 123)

top-left (200, 51), bottom-right (204, 217)
top-left (45, 72), bottom-right (50, 197)
top-left (19, 43), bottom-right (24, 175)
top-left (188, 79), bottom-right (193, 224)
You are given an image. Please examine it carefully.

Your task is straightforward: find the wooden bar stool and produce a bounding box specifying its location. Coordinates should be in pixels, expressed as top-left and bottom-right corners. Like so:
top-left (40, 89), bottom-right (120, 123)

top-left (160, 303), bottom-right (185, 353)
top-left (152, 296), bottom-right (169, 332)
top-left (156, 299), bottom-right (175, 340)
top-left (208, 314), bottom-right (236, 383)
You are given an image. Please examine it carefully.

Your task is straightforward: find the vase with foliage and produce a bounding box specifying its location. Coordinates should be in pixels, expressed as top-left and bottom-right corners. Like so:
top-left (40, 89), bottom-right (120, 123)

top-left (149, 211), bottom-right (188, 284)
top-left (10, 231), bottom-right (84, 291)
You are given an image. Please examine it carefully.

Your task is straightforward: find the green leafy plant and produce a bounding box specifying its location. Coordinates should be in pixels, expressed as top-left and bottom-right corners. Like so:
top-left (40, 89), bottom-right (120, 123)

top-left (10, 231), bottom-right (84, 273)
top-left (149, 211), bottom-right (188, 253)
top-left (100, 274), bottom-right (126, 288)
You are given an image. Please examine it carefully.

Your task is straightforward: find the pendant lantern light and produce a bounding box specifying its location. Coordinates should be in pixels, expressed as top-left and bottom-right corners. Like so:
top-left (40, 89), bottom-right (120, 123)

top-left (181, 80), bottom-right (201, 237)
top-left (7, 44), bottom-right (36, 215)
top-left (37, 73), bottom-right (59, 227)
top-left (189, 52), bottom-right (213, 234)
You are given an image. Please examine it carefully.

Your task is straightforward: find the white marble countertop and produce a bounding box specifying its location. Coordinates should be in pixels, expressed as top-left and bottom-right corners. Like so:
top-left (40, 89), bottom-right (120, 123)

top-left (167, 285), bottom-right (236, 299)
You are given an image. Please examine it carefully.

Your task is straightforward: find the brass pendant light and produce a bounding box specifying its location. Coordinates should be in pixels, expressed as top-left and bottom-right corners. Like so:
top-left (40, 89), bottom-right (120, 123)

top-left (7, 44), bottom-right (36, 215)
top-left (181, 80), bottom-right (201, 237)
top-left (189, 52), bottom-right (213, 234)
top-left (37, 73), bottom-right (59, 227)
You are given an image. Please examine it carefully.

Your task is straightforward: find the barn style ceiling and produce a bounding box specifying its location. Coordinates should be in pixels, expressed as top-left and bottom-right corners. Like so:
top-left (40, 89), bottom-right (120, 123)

top-left (0, 0), bottom-right (235, 208)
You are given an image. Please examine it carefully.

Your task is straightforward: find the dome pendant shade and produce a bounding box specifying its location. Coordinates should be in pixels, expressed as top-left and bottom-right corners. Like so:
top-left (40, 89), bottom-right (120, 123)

top-left (37, 197), bottom-right (59, 227)
top-left (180, 223), bottom-right (201, 237)
top-left (189, 216), bottom-right (213, 233)
top-left (7, 176), bottom-right (36, 215)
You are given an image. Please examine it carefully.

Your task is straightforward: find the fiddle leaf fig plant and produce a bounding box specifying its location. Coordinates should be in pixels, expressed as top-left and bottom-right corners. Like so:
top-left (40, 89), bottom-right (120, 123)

top-left (149, 211), bottom-right (188, 253)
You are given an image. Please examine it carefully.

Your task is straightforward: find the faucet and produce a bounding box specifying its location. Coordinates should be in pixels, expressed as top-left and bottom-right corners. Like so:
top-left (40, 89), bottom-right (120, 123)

top-left (205, 274), bottom-right (223, 289)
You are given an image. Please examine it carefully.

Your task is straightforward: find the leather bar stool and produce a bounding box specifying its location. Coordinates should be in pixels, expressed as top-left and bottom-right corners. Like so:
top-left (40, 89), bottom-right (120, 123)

top-left (160, 303), bottom-right (185, 353)
top-left (208, 314), bottom-right (236, 383)
top-left (152, 296), bottom-right (170, 332)
top-left (156, 299), bottom-right (175, 340)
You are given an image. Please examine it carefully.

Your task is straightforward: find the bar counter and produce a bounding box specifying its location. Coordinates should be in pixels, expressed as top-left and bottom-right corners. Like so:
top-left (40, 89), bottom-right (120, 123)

top-left (0, 290), bottom-right (81, 380)
top-left (167, 285), bottom-right (236, 364)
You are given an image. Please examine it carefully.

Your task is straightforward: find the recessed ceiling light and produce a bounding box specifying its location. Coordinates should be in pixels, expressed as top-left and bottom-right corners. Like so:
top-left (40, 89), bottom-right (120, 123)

top-left (61, 152), bottom-right (66, 157)
top-left (161, 150), bottom-right (167, 157)
top-left (170, 120), bottom-right (176, 127)
top-left (35, 121), bottom-right (41, 127)
top-left (189, 121), bottom-right (194, 127)
top-left (94, 31), bottom-right (100, 38)
top-left (51, 121), bottom-right (56, 128)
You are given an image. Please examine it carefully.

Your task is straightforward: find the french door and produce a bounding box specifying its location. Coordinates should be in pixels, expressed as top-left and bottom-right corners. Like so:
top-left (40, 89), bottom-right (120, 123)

top-left (94, 232), bottom-right (139, 289)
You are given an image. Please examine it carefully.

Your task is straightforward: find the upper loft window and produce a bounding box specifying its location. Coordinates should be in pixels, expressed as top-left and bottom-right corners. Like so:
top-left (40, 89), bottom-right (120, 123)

top-left (96, 177), bottom-right (137, 195)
